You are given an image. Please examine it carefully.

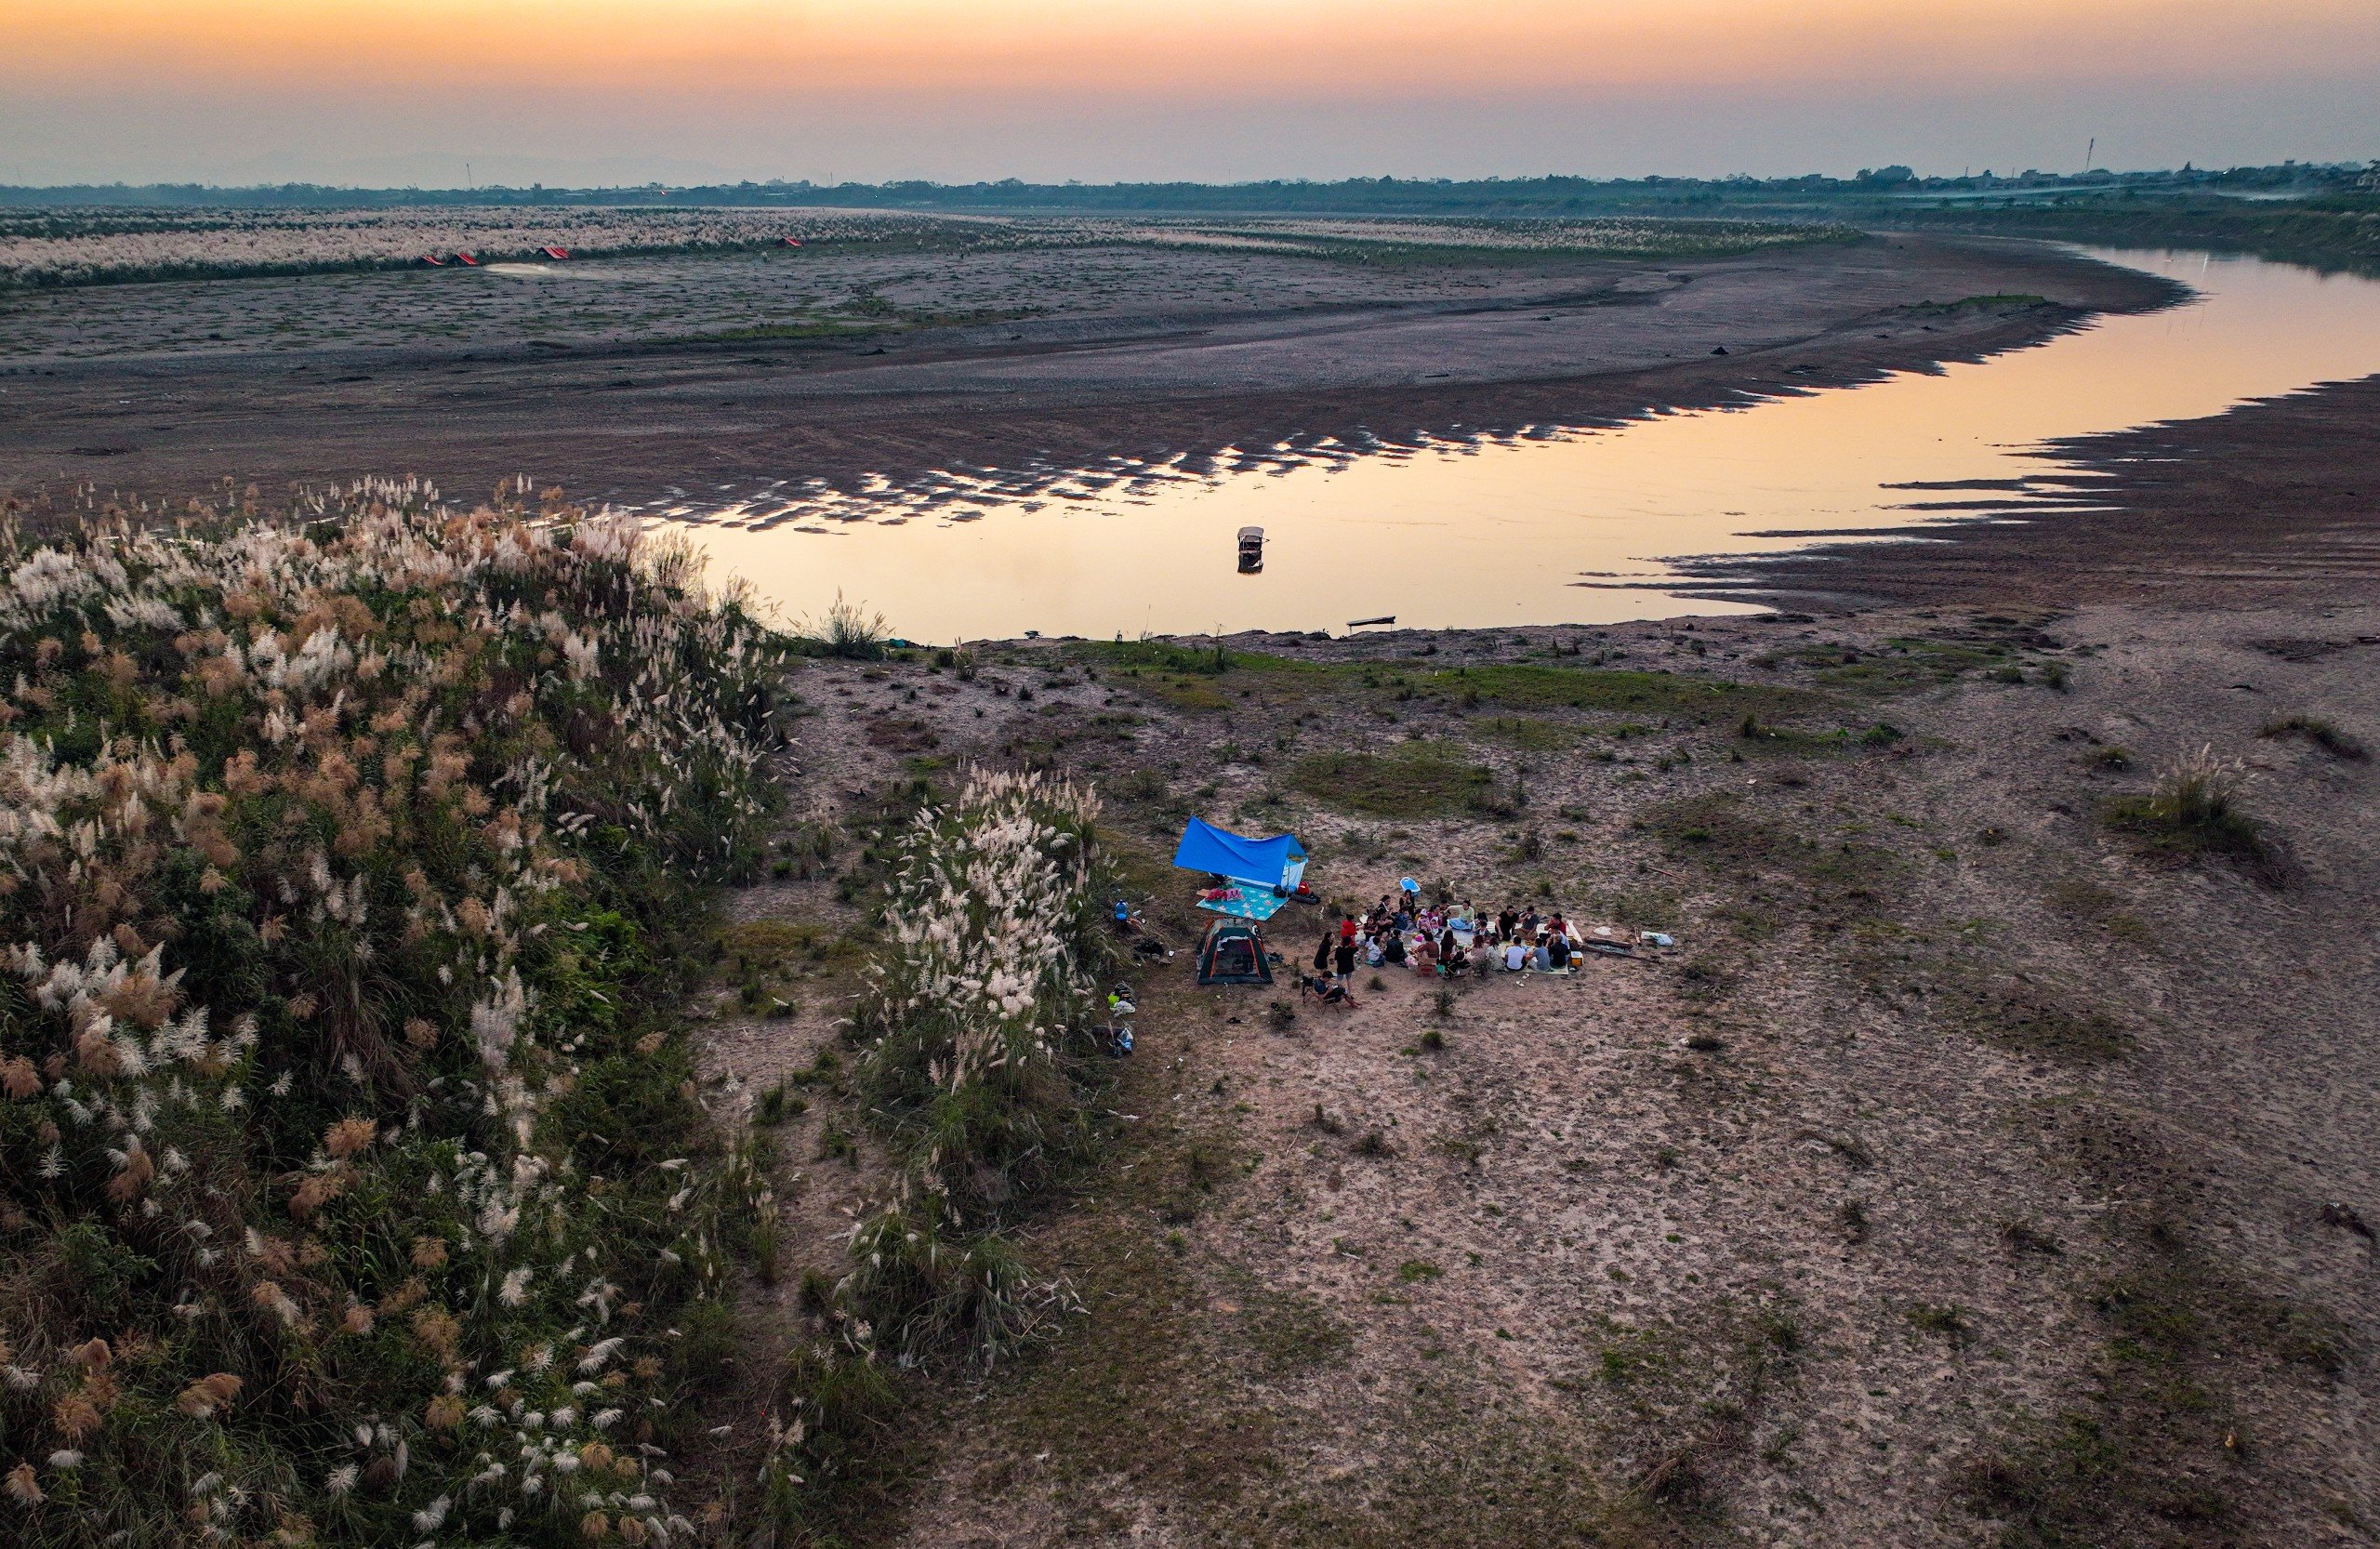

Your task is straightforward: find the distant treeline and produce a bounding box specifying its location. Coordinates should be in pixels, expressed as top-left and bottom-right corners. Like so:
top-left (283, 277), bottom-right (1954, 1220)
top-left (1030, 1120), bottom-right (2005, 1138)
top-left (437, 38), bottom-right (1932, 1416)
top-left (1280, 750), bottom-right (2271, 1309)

top-left (1894, 197), bottom-right (2380, 278)
top-left (1, 161), bottom-right (2373, 215)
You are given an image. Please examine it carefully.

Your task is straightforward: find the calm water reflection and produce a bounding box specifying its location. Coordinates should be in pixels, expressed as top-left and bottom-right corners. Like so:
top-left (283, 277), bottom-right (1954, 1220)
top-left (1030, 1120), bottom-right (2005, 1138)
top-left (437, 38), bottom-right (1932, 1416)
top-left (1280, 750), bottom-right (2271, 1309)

top-left (663, 250), bottom-right (2380, 641)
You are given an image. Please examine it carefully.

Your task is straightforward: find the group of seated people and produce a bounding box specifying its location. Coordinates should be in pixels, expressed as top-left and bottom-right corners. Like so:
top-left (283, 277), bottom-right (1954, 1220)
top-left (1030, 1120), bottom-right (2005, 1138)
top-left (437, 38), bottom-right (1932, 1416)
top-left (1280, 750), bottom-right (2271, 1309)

top-left (1323, 894), bottom-right (1583, 982)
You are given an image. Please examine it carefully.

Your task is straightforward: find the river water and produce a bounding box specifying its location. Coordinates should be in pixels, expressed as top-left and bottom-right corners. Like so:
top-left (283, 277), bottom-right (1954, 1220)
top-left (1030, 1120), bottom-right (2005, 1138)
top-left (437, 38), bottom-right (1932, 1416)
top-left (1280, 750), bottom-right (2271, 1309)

top-left (661, 249), bottom-right (2380, 642)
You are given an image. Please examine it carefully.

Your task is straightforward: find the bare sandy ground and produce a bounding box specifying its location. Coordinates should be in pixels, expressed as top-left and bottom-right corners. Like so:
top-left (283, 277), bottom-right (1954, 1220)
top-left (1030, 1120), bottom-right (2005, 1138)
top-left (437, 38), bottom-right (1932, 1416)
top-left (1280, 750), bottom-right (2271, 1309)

top-left (0, 234), bottom-right (2167, 510)
top-left (693, 587), bottom-right (2380, 1547)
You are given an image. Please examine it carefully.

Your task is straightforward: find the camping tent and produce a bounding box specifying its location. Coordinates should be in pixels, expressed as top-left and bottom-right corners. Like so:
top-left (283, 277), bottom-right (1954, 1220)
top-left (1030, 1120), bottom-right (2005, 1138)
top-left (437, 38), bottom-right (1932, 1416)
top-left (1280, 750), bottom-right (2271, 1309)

top-left (1196, 920), bottom-right (1274, 986)
top-left (1173, 818), bottom-right (1305, 921)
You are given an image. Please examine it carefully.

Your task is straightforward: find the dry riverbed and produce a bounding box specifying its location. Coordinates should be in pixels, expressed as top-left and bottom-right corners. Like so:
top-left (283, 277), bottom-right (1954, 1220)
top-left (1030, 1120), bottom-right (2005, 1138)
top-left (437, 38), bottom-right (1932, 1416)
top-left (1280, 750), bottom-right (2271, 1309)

top-left (0, 232), bottom-right (2166, 515)
top-left (691, 596), bottom-right (2380, 1547)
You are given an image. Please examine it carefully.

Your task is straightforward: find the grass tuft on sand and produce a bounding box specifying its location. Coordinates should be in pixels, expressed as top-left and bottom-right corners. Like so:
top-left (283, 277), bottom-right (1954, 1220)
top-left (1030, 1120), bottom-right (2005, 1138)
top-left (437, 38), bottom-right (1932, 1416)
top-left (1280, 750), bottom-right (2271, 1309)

top-left (2100, 747), bottom-right (2291, 887)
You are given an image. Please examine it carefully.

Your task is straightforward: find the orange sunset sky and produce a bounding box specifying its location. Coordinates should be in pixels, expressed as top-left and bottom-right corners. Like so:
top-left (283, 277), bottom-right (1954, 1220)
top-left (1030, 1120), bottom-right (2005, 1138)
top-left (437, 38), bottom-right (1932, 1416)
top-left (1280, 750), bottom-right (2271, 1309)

top-left (4, 1), bottom-right (2375, 186)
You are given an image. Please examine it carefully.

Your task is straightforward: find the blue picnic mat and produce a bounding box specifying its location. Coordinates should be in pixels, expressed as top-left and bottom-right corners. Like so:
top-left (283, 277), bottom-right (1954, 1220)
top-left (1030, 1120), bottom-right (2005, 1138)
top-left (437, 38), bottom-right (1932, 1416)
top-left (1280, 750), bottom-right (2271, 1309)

top-left (1196, 888), bottom-right (1289, 921)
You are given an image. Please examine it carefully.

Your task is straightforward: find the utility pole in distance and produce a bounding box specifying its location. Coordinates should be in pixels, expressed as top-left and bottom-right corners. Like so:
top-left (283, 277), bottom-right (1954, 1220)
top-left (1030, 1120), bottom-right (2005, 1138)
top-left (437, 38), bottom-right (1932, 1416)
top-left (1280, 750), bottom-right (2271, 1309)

top-left (2083, 138), bottom-right (2096, 173)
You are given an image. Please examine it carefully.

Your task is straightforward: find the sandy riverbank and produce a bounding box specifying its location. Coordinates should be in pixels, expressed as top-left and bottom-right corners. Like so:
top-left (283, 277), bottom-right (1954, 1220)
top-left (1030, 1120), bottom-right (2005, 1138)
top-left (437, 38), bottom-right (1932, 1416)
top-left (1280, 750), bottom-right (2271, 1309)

top-left (694, 590), bottom-right (2379, 1546)
top-left (0, 233), bottom-right (2169, 510)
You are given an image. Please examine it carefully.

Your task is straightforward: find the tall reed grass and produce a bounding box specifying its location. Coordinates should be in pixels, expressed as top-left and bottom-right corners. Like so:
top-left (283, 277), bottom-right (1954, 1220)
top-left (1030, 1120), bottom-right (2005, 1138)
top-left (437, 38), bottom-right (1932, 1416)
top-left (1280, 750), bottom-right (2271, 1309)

top-left (756, 770), bottom-right (1116, 1526)
top-left (0, 479), bottom-right (792, 1546)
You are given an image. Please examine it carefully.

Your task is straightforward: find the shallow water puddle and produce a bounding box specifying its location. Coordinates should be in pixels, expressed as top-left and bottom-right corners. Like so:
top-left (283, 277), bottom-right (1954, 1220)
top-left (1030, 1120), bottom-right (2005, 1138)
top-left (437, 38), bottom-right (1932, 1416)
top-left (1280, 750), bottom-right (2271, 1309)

top-left (662, 250), bottom-right (2380, 641)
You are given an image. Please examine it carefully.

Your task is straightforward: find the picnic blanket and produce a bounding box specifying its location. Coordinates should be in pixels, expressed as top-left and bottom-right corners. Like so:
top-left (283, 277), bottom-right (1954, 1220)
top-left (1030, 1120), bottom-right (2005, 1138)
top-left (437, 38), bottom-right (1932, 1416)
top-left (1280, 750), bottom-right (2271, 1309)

top-left (1197, 885), bottom-right (1290, 921)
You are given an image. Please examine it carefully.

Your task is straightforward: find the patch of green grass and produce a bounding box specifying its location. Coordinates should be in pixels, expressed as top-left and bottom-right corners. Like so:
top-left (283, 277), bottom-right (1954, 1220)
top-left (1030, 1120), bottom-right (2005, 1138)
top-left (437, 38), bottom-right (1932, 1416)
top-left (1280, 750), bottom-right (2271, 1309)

top-left (1422, 662), bottom-right (1818, 722)
top-left (1596, 885), bottom-right (1681, 929)
top-left (1131, 674), bottom-right (1234, 712)
top-left (1811, 635), bottom-right (2022, 693)
top-left (1078, 642), bottom-right (1826, 729)
top-left (2258, 714), bottom-right (2369, 761)
top-left (1906, 1303), bottom-right (1975, 1347)
top-left (755, 1079), bottom-right (809, 1124)
top-left (1073, 638), bottom-right (1235, 675)
top-left (1948, 979), bottom-right (2136, 1064)
top-left (1646, 792), bottom-right (1902, 928)
top-left (1240, 1286), bottom-right (1355, 1376)
top-left (704, 317), bottom-right (880, 341)
top-left (1735, 712), bottom-right (1905, 755)
top-left (1475, 714), bottom-right (1580, 749)
top-left (1967, 1108), bottom-right (2357, 1545)
top-left (1291, 747), bottom-right (1496, 817)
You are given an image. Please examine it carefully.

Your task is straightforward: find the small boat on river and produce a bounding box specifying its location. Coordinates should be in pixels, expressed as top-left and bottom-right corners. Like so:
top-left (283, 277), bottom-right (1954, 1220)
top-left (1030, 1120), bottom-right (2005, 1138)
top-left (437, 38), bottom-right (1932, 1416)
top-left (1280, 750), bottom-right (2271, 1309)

top-left (1236, 525), bottom-right (1264, 572)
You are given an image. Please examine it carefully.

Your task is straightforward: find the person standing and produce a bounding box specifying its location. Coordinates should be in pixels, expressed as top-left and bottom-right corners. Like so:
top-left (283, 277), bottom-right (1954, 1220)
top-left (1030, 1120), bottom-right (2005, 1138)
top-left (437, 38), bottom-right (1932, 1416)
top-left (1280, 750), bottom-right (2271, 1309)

top-left (1313, 933), bottom-right (1332, 977)
top-left (1333, 934), bottom-right (1357, 989)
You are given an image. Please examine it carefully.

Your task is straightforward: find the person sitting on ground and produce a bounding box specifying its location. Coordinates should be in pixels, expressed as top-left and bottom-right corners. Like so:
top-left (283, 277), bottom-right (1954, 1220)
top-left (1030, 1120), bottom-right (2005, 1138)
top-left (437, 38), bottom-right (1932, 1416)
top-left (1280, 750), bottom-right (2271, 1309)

top-left (1499, 907), bottom-right (1519, 945)
top-left (1302, 973), bottom-right (1356, 1008)
top-left (1364, 931), bottom-right (1385, 969)
top-left (1503, 937), bottom-right (1529, 973)
top-left (1383, 930), bottom-right (1408, 966)
top-left (1440, 943), bottom-right (1470, 978)
top-left (1339, 913), bottom-right (1358, 944)
top-left (1411, 933), bottom-right (1438, 973)
top-left (1548, 912), bottom-right (1571, 942)
top-left (1547, 931), bottom-right (1572, 972)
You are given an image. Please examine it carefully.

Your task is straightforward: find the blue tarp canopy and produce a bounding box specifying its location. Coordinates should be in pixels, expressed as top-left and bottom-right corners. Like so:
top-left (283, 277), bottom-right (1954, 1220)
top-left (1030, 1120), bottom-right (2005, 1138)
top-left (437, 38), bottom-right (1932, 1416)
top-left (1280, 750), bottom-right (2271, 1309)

top-left (1172, 817), bottom-right (1307, 894)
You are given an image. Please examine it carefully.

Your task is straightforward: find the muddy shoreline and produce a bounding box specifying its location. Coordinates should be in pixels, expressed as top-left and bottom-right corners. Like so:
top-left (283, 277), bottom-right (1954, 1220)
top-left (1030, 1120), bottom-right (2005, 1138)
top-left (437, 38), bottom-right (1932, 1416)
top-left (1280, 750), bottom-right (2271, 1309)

top-left (0, 234), bottom-right (2170, 512)
top-left (1669, 369), bottom-right (2380, 613)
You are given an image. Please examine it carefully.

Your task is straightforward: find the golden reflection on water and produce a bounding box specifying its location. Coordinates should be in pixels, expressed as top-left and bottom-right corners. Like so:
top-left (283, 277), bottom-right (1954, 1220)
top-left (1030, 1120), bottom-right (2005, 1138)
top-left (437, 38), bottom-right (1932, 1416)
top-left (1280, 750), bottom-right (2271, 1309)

top-left (672, 250), bottom-right (2380, 642)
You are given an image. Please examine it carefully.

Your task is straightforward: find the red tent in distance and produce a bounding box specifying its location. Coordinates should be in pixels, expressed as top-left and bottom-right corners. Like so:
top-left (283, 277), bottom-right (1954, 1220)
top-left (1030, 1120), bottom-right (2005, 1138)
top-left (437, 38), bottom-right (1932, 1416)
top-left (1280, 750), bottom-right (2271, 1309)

top-left (454, 252), bottom-right (479, 266)
top-left (541, 246), bottom-right (569, 260)
top-left (418, 255), bottom-right (445, 267)
top-left (779, 237), bottom-right (805, 247)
